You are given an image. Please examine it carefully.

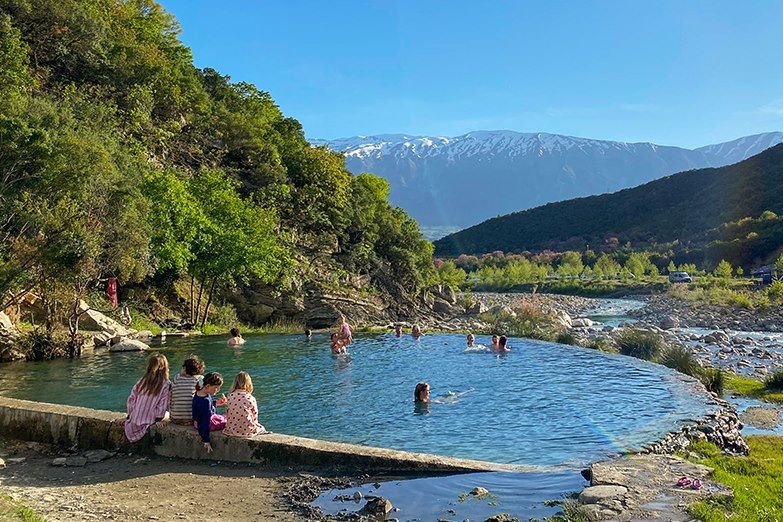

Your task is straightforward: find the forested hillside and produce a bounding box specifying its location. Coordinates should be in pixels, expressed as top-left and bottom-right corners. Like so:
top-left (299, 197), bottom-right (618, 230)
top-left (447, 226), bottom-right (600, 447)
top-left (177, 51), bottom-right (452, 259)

top-left (0, 0), bottom-right (434, 334)
top-left (435, 144), bottom-right (783, 268)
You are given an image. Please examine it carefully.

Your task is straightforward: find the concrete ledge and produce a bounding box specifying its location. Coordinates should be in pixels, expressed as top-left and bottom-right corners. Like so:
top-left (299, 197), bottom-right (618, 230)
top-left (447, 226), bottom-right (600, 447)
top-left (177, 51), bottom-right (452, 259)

top-left (0, 396), bottom-right (522, 472)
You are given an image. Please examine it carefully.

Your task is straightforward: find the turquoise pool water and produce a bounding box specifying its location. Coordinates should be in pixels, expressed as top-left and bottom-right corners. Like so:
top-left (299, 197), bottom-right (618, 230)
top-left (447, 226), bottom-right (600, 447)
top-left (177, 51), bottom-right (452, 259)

top-left (0, 333), bottom-right (713, 468)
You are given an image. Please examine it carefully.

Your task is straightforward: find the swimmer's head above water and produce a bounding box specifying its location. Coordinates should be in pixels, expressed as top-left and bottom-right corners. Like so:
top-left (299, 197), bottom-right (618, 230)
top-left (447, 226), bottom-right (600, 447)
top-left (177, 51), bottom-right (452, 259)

top-left (414, 381), bottom-right (430, 403)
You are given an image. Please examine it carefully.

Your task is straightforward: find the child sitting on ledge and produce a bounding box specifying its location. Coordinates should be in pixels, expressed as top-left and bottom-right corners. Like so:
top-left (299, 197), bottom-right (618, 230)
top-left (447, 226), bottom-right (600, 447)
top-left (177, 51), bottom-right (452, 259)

top-left (192, 372), bottom-right (227, 453)
top-left (223, 371), bottom-right (268, 437)
top-left (169, 355), bottom-right (204, 426)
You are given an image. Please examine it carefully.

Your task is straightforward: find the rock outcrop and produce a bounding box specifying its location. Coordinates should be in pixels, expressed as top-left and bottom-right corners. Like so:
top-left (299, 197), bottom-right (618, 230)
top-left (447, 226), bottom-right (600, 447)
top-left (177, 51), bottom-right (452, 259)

top-left (0, 312), bottom-right (23, 362)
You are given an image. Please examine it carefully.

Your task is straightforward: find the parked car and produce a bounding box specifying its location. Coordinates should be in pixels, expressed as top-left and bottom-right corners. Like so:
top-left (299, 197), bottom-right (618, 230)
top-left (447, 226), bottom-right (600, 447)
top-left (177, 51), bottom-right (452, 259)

top-left (669, 271), bottom-right (692, 283)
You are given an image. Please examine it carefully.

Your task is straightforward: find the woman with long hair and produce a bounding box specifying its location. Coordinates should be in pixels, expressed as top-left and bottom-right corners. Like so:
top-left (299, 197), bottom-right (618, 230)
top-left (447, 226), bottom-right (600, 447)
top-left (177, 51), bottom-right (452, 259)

top-left (124, 354), bottom-right (171, 442)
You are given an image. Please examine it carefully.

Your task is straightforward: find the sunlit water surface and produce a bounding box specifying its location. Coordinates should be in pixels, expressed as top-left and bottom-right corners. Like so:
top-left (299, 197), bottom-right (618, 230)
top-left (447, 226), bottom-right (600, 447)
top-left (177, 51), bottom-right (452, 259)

top-left (0, 332), bottom-right (713, 468)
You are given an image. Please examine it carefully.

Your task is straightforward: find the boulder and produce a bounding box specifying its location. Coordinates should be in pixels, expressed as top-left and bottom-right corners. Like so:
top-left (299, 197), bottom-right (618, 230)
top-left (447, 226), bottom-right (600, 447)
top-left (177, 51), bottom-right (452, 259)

top-left (551, 310), bottom-right (573, 328)
top-left (0, 347), bottom-right (25, 362)
top-left (109, 339), bottom-right (149, 352)
top-left (92, 331), bottom-right (114, 348)
top-left (659, 315), bottom-right (680, 330)
top-left (429, 284), bottom-right (457, 305)
top-left (466, 302), bottom-right (488, 315)
top-left (432, 297), bottom-right (454, 316)
top-left (359, 497), bottom-right (393, 517)
top-left (132, 330), bottom-right (153, 339)
top-left (0, 312), bottom-right (15, 333)
top-left (470, 486), bottom-right (490, 497)
top-left (77, 300), bottom-right (134, 336)
top-left (578, 485), bottom-right (628, 504)
top-left (571, 318), bottom-right (594, 328)
top-left (489, 305), bottom-right (516, 317)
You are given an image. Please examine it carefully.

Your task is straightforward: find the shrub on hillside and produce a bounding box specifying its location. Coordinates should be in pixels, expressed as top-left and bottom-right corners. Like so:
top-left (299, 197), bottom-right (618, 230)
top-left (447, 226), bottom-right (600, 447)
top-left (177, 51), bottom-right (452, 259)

top-left (698, 368), bottom-right (724, 396)
top-left (660, 345), bottom-right (697, 376)
top-left (764, 370), bottom-right (783, 391)
top-left (18, 329), bottom-right (68, 361)
top-left (616, 328), bottom-right (664, 360)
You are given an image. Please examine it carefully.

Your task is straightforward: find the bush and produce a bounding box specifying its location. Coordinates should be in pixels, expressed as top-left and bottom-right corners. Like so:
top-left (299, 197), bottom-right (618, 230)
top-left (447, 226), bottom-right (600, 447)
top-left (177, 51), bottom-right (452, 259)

top-left (764, 369), bottom-right (783, 391)
top-left (660, 345), bottom-right (697, 376)
top-left (555, 331), bottom-right (579, 346)
top-left (479, 304), bottom-right (559, 341)
top-left (766, 280), bottom-right (783, 303)
top-left (18, 329), bottom-right (68, 361)
top-left (616, 328), bottom-right (665, 360)
top-left (698, 368), bottom-right (725, 396)
top-left (208, 303), bottom-right (239, 328)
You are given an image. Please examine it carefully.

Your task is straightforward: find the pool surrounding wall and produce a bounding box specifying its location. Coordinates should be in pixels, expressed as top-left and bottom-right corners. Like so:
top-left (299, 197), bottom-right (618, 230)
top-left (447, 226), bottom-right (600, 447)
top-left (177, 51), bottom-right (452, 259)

top-left (0, 396), bottom-right (522, 472)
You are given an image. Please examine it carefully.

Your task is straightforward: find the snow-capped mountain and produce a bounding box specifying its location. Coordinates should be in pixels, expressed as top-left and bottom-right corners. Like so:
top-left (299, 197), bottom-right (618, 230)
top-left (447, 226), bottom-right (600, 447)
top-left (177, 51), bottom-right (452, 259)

top-left (695, 132), bottom-right (783, 165)
top-left (313, 131), bottom-right (783, 228)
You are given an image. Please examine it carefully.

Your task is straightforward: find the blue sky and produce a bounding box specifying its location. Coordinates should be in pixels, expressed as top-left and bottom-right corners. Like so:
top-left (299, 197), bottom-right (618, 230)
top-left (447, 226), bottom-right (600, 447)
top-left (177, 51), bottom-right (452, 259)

top-left (161, 0), bottom-right (783, 148)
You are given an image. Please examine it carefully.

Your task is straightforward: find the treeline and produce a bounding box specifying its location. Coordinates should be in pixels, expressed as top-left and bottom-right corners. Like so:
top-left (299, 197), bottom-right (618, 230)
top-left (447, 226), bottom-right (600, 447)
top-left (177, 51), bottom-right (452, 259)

top-left (434, 249), bottom-right (756, 291)
top-left (434, 143), bottom-right (783, 269)
top-left (0, 0), bottom-right (433, 345)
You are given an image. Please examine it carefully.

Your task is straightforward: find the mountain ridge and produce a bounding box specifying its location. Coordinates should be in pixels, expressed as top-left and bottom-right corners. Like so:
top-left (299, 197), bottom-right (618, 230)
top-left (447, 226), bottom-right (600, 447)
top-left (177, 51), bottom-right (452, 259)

top-left (314, 131), bottom-right (783, 228)
top-left (432, 143), bottom-right (783, 259)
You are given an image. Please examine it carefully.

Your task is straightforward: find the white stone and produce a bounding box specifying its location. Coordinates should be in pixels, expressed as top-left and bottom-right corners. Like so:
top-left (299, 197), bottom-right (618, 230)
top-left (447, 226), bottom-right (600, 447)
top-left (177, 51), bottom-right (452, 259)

top-left (109, 339), bottom-right (149, 352)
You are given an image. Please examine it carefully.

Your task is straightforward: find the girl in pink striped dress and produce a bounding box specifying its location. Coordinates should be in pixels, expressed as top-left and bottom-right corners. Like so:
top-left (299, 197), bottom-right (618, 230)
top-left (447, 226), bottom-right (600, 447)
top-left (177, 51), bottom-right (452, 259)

top-left (223, 372), bottom-right (267, 437)
top-left (124, 354), bottom-right (171, 443)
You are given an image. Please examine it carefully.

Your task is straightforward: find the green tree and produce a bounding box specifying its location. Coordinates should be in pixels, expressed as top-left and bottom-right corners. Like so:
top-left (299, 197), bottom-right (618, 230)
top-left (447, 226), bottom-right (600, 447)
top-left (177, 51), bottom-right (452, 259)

top-left (713, 259), bottom-right (733, 279)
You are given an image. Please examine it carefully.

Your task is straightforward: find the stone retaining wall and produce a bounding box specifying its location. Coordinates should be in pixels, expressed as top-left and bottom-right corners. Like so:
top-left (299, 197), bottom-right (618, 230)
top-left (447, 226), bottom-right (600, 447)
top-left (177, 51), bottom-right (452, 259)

top-left (0, 396), bottom-right (520, 473)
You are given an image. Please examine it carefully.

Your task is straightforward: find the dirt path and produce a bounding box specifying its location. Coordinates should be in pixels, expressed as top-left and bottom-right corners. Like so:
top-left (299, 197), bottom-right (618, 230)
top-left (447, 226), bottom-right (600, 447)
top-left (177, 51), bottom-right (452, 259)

top-left (0, 439), bottom-right (303, 521)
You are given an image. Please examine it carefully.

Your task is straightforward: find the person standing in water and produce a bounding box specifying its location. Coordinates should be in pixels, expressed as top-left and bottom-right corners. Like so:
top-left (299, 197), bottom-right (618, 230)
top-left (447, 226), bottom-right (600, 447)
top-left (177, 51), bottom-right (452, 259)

top-left (393, 324), bottom-right (402, 337)
top-left (466, 333), bottom-right (476, 347)
top-left (494, 335), bottom-right (511, 352)
top-left (338, 313), bottom-right (353, 345)
top-left (227, 327), bottom-right (245, 346)
top-left (490, 335), bottom-right (500, 350)
top-left (411, 324), bottom-right (424, 338)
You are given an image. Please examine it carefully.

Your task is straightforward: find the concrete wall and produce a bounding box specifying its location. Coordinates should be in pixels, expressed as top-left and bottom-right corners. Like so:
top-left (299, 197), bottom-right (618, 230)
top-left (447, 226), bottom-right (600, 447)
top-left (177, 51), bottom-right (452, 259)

top-left (0, 396), bottom-right (520, 473)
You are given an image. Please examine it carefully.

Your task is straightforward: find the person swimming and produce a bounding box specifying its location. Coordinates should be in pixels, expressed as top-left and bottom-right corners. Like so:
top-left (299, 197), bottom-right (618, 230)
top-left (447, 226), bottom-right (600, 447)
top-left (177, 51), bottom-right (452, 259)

top-left (466, 333), bottom-right (475, 347)
top-left (393, 324), bottom-right (402, 337)
top-left (330, 332), bottom-right (346, 354)
top-left (414, 382), bottom-right (430, 403)
top-left (305, 329), bottom-right (312, 340)
top-left (490, 335), bottom-right (500, 350)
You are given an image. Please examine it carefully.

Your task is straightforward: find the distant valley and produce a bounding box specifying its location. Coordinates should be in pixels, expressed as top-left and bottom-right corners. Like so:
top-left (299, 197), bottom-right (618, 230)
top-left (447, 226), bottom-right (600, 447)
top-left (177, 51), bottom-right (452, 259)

top-left (314, 131), bottom-right (783, 228)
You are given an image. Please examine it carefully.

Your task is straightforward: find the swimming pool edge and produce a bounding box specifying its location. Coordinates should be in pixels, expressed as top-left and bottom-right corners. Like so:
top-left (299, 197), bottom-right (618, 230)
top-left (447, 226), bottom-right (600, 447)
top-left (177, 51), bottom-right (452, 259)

top-left (0, 396), bottom-right (535, 473)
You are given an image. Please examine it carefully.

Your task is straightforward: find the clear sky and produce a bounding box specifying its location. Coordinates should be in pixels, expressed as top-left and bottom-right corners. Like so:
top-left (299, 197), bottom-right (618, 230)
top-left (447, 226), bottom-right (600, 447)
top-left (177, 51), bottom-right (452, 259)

top-left (160, 0), bottom-right (783, 148)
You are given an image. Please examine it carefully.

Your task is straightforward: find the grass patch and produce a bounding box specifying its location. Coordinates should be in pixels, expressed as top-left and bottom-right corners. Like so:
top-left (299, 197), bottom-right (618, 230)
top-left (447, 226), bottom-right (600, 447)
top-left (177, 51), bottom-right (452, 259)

top-left (725, 373), bottom-right (783, 403)
top-left (129, 312), bottom-right (163, 336)
top-left (0, 493), bottom-right (46, 522)
top-left (584, 337), bottom-right (617, 353)
top-left (686, 437), bottom-right (783, 521)
top-left (660, 345), bottom-right (697, 375)
top-left (616, 328), bottom-right (665, 360)
top-left (201, 318), bottom-right (305, 336)
top-left (478, 305), bottom-right (560, 341)
top-left (555, 331), bottom-right (579, 346)
top-left (697, 368), bottom-right (725, 396)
